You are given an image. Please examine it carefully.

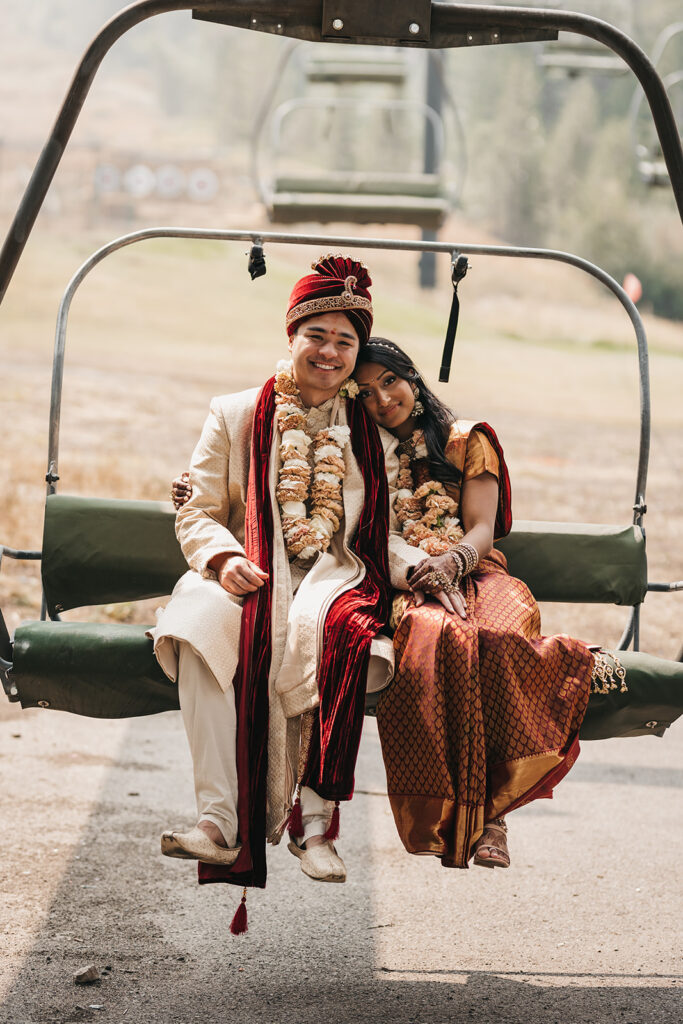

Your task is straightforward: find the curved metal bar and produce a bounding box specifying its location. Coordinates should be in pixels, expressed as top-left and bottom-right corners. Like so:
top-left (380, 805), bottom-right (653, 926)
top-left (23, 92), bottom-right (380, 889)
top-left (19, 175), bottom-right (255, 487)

top-left (0, 547), bottom-right (42, 561)
top-left (1, 2), bottom-right (682, 307)
top-left (629, 22), bottom-right (683, 157)
top-left (433, 49), bottom-right (468, 205)
top-left (616, 606), bottom-right (636, 651)
top-left (46, 226), bottom-right (650, 526)
top-left (250, 38), bottom-right (301, 209)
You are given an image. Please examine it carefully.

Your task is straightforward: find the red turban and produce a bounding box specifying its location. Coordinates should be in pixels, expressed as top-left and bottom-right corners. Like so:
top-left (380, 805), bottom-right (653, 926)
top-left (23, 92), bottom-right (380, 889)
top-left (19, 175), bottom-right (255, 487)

top-left (286, 255), bottom-right (373, 346)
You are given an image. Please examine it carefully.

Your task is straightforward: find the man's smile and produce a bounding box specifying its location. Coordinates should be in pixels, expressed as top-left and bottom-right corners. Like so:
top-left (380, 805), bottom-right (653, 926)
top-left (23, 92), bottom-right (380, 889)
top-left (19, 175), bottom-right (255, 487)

top-left (310, 360), bottom-right (342, 371)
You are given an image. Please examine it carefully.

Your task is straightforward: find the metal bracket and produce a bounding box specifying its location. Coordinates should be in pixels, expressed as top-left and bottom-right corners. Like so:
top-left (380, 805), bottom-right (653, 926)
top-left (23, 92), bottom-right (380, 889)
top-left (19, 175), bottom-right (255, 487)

top-left (322, 0), bottom-right (431, 43)
top-left (0, 609), bottom-right (18, 702)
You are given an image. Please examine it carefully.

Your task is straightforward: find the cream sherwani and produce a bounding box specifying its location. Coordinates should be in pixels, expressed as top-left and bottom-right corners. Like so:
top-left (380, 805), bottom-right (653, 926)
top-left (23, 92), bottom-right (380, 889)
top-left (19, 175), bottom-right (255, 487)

top-left (150, 386), bottom-right (421, 846)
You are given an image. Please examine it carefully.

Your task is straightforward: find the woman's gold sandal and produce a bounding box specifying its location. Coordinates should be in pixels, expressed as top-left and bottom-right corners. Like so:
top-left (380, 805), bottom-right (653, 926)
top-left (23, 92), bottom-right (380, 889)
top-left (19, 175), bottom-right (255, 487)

top-left (472, 818), bottom-right (510, 869)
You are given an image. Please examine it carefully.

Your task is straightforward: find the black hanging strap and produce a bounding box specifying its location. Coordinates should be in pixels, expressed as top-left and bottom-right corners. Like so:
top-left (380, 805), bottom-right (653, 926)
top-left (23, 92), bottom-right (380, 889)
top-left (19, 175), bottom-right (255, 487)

top-left (439, 253), bottom-right (469, 383)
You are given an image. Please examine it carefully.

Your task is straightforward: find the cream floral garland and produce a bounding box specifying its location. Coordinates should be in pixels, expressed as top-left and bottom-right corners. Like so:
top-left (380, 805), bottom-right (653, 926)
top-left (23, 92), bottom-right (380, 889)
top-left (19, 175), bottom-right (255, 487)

top-left (274, 360), bottom-right (357, 562)
top-left (394, 430), bottom-right (464, 556)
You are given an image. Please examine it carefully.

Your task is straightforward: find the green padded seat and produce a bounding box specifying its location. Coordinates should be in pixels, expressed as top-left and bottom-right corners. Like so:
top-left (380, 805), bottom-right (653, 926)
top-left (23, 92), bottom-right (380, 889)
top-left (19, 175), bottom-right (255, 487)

top-left (12, 621), bottom-right (683, 739)
top-left (269, 192), bottom-right (449, 229)
top-left (579, 650), bottom-right (683, 739)
top-left (12, 622), bottom-right (177, 718)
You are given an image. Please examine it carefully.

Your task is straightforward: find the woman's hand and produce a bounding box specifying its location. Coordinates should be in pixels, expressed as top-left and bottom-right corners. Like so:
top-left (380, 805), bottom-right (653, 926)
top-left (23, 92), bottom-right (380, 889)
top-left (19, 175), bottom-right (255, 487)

top-left (409, 553), bottom-right (457, 591)
top-left (412, 584), bottom-right (467, 618)
top-left (209, 552), bottom-right (269, 596)
top-left (171, 471), bottom-right (192, 510)
top-left (409, 554), bottom-right (467, 619)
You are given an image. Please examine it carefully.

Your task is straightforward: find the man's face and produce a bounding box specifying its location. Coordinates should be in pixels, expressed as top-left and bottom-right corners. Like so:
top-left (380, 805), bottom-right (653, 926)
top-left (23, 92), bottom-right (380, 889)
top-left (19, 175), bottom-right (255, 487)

top-left (289, 312), bottom-right (360, 398)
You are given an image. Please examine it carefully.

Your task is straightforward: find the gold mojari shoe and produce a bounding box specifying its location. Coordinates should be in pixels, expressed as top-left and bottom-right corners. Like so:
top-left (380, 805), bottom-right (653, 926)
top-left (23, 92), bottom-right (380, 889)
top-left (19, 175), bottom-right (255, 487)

top-left (161, 826), bottom-right (241, 866)
top-left (287, 840), bottom-right (346, 883)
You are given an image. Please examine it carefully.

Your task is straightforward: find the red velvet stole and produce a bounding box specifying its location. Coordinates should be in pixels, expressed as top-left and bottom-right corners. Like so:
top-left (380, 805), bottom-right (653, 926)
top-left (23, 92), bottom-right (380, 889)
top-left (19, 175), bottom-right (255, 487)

top-left (470, 421), bottom-right (512, 539)
top-left (300, 397), bottom-right (391, 800)
top-left (199, 382), bottom-right (390, 888)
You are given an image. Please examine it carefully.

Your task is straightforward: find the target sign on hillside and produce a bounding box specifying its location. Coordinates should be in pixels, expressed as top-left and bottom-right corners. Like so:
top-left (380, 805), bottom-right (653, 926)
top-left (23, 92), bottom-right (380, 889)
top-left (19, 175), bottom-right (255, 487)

top-left (187, 167), bottom-right (219, 202)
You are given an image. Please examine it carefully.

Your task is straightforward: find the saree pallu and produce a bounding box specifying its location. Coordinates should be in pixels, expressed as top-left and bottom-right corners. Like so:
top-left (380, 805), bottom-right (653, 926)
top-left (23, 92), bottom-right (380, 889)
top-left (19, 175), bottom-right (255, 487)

top-left (376, 548), bottom-right (594, 868)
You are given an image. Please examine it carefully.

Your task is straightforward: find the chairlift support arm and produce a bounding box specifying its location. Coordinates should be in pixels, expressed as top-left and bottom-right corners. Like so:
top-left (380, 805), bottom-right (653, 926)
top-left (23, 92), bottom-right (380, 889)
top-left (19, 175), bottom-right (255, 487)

top-left (0, 2), bottom-right (682, 307)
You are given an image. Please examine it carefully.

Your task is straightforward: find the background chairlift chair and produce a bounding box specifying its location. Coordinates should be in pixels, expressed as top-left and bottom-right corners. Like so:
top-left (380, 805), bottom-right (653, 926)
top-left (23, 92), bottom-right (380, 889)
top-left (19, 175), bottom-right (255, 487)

top-left (537, 0), bottom-right (635, 76)
top-left (259, 96), bottom-right (452, 228)
top-left (630, 22), bottom-right (683, 188)
top-left (249, 38), bottom-right (467, 286)
top-left (250, 43), bottom-right (463, 229)
top-left (1, 228), bottom-right (682, 741)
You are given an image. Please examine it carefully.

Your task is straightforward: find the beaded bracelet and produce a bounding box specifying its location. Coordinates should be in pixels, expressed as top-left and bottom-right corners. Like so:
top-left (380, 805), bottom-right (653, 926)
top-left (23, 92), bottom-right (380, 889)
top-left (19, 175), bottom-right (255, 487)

top-left (448, 541), bottom-right (479, 586)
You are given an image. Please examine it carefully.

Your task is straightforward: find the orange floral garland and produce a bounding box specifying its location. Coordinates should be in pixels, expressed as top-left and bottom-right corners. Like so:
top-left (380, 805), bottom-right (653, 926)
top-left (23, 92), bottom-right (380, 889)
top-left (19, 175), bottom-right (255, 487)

top-left (394, 430), bottom-right (464, 556)
top-left (274, 360), bottom-right (353, 562)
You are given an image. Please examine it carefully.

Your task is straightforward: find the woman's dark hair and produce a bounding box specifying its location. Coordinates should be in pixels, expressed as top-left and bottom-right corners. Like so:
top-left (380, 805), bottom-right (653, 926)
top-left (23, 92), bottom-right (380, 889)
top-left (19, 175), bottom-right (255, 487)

top-left (357, 337), bottom-right (461, 486)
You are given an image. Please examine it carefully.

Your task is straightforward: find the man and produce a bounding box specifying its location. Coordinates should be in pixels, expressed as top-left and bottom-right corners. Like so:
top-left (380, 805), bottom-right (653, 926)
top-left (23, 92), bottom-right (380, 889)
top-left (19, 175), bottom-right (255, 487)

top-left (150, 256), bottom-right (417, 904)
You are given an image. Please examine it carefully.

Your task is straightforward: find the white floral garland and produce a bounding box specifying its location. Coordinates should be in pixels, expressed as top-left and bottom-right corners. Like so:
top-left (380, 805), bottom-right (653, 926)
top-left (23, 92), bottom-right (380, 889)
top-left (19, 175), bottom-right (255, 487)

top-left (394, 430), bottom-right (464, 556)
top-left (274, 360), bottom-right (356, 561)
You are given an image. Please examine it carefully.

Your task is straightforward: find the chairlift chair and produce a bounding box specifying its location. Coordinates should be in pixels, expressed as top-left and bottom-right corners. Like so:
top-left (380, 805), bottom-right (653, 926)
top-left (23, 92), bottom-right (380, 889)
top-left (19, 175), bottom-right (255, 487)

top-left (1, 3), bottom-right (683, 737)
top-left (630, 23), bottom-right (683, 188)
top-left (1, 227), bottom-right (682, 742)
top-left (251, 43), bottom-right (459, 230)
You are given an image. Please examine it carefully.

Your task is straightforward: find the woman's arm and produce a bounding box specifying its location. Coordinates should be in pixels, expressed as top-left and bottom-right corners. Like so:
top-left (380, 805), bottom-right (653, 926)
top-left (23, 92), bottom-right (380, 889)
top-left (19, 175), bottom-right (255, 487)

top-left (459, 470), bottom-right (499, 559)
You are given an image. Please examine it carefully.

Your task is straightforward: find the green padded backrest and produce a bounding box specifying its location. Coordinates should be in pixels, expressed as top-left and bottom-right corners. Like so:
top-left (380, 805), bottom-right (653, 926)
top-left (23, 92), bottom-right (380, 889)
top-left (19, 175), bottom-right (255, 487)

top-left (41, 496), bottom-right (647, 614)
top-left (496, 521), bottom-right (647, 605)
top-left (42, 494), bottom-right (186, 615)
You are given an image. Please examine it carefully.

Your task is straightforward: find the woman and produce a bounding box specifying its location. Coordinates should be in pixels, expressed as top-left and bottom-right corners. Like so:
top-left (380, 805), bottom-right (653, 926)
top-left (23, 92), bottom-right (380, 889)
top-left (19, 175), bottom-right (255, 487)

top-left (353, 338), bottom-right (609, 872)
top-left (172, 338), bottom-right (619, 871)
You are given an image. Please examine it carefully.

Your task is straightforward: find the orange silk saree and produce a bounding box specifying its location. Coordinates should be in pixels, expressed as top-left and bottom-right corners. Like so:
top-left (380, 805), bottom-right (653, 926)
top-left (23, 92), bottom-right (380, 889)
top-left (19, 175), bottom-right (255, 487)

top-left (376, 422), bottom-right (594, 867)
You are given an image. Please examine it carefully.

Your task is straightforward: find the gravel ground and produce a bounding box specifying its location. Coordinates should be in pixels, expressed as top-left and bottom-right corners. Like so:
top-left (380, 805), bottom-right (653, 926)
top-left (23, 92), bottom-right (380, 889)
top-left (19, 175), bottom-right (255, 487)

top-left (1, 701), bottom-right (680, 1024)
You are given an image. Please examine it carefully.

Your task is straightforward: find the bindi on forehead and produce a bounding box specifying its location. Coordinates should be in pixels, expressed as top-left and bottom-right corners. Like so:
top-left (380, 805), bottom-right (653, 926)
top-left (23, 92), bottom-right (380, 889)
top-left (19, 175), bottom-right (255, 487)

top-left (354, 368), bottom-right (392, 387)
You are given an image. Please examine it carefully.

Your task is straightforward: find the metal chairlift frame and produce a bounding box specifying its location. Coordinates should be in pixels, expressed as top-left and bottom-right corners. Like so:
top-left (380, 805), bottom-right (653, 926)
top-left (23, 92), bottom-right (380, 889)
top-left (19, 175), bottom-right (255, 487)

top-left (0, 222), bottom-right (680, 665)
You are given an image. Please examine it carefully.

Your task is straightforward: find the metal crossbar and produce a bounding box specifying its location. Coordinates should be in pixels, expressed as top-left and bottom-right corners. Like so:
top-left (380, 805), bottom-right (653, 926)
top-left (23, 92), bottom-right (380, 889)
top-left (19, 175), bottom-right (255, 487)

top-left (46, 227), bottom-right (651, 532)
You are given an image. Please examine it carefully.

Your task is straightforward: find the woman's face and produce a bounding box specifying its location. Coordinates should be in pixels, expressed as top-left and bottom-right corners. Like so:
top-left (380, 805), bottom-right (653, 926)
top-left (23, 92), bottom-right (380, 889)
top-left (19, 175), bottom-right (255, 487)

top-left (354, 360), bottom-right (417, 439)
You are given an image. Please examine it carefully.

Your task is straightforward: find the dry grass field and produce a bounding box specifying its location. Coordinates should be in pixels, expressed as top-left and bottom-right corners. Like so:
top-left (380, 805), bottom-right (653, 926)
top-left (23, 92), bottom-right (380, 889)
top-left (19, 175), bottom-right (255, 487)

top-left (1, 215), bottom-right (682, 665)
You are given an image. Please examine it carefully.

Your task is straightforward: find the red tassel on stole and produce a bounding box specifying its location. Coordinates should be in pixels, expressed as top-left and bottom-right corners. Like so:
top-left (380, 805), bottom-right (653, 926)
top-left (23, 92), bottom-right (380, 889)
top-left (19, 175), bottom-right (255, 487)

top-left (230, 888), bottom-right (248, 936)
top-left (287, 794), bottom-right (304, 840)
top-left (323, 801), bottom-right (340, 841)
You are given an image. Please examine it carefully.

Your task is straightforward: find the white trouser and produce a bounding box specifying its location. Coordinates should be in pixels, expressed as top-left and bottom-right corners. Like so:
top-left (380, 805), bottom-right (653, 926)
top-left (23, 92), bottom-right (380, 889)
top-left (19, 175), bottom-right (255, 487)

top-left (177, 642), bottom-right (332, 848)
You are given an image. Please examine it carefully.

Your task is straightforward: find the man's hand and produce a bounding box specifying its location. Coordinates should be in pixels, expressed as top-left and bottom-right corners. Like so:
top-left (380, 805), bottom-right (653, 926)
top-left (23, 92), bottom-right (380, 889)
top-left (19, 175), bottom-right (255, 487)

top-left (209, 553), bottom-right (269, 595)
top-left (171, 471), bottom-right (192, 510)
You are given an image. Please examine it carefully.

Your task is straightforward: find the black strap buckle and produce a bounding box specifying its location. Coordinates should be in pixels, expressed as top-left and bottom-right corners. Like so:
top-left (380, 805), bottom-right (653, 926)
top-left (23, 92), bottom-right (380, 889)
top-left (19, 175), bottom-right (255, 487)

top-left (247, 242), bottom-right (266, 281)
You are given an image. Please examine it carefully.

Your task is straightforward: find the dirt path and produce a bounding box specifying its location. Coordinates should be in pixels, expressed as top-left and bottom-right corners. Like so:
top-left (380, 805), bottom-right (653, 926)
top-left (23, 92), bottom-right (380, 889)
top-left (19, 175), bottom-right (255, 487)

top-left (1, 703), bottom-right (680, 1024)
